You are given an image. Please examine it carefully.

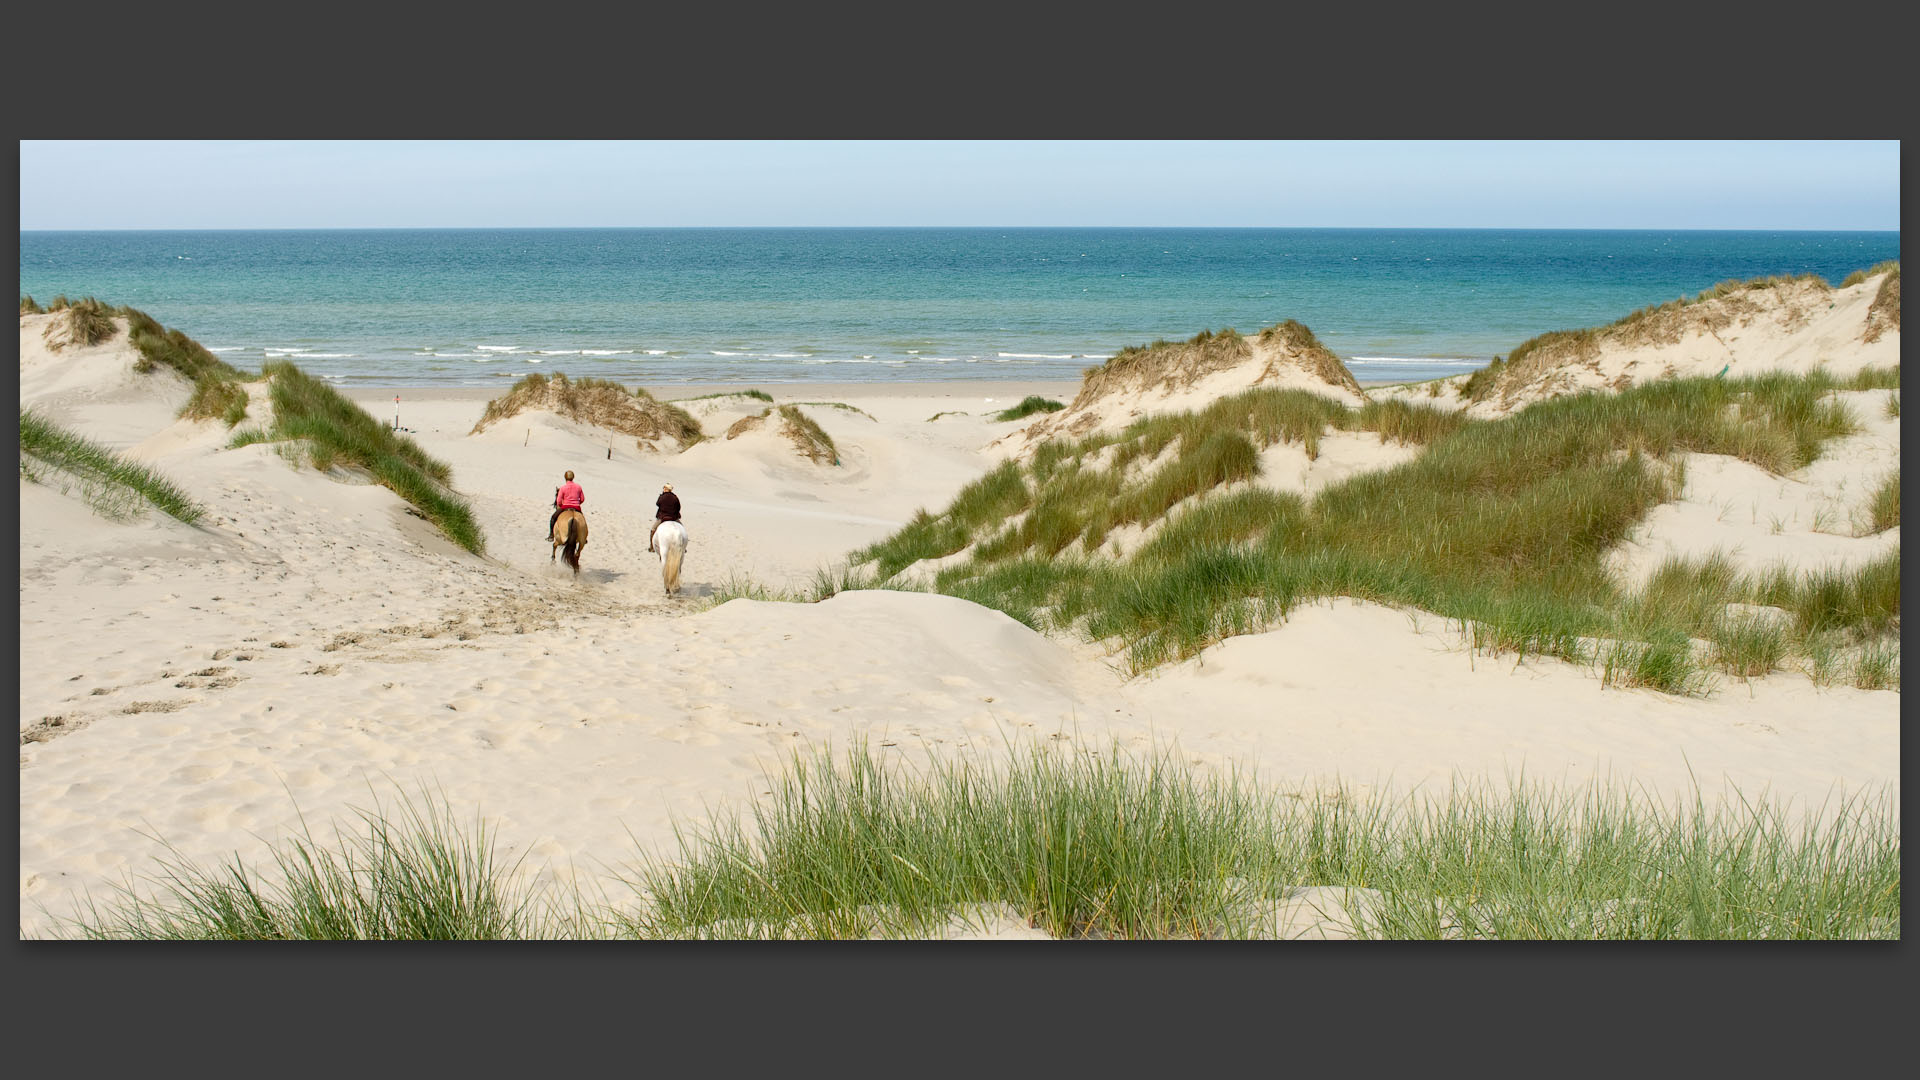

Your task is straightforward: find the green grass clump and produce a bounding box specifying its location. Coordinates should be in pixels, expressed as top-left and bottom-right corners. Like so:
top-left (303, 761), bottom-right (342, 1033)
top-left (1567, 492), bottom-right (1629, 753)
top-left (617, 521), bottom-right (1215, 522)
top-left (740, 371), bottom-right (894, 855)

top-left (1458, 355), bottom-right (1507, 402)
top-left (1352, 398), bottom-right (1474, 445)
top-left (1778, 553), bottom-right (1900, 640)
top-left (120, 306), bottom-right (252, 427)
top-left (226, 427), bottom-right (274, 450)
top-left (264, 360), bottom-right (485, 554)
top-left (630, 739), bottom-right (1294, 940)
top-left (21, 294), bottom-right (46, 314)
top-left (1709, 611), bottom-right (1790, 680)
top-left (19, 408), bottom-right (204, 525)
top-left (704, 572), bottom-right (805, 607)
top-left (1868, 469), bottom-right (1898, 533)
top-left (41, 297), bottom-right (119, 350)
top-left (776, 404), bottom-right (839, 465)
top-left (1848, 640), bottom-right (1900, 691)
top-left (991, 396), bottom-right (1066, 422)
top-left (858, 460), bottom-right (1033, 580)
top-left (925, 410), bottom-right (969, 422)
top-left (183, 377), bottom-right (250, 426)
top-left (66, 787), bottom-right (549, 940)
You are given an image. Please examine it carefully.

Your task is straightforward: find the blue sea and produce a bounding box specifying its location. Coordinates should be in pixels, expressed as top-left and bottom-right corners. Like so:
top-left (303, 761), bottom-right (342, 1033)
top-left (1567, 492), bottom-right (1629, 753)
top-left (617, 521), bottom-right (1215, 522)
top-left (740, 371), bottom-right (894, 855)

top-left (18, 228), bottom-right (1901, 388)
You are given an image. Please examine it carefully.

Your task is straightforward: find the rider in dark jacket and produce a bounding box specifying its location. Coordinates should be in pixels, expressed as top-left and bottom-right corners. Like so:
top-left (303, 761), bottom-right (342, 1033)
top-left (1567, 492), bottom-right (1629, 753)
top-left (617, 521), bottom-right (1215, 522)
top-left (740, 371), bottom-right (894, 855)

top-left (648, 484), bottom-right (681, 553)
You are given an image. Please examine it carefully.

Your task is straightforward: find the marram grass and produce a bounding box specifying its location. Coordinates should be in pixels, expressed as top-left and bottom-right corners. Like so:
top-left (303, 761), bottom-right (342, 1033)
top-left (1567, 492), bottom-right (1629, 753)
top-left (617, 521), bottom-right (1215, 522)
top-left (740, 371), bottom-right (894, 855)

top-left (50, 744), bottom-right (1901, 940)
top-left (856, 361), bottom-right (1899, 690)
top-left (121, 306), bottom-right (253, 427)
top-left (63, 785), bottom-right (554, 940)
top-left (19, 408), bottom-right (204, 525)
top-left (992, 396), bottom-right (1067, 422)
top-left (264, 360), bottom-right (485, 554)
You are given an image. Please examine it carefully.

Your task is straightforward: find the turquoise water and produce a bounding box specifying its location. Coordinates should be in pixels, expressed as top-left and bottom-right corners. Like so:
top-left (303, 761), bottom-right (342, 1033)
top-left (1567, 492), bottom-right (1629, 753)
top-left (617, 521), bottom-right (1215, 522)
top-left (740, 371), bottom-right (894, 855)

top-left (19, 228), bottom-right (1900, 387)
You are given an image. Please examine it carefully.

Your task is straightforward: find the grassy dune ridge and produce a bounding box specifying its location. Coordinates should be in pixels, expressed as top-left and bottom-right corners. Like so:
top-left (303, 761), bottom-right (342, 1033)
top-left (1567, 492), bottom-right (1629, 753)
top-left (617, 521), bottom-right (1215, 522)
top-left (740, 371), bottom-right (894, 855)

top-left (120, 306), bottom-right (254, 426)
top-left (263, 361), bottom-right (485, 554)
top-left (991, 396), bottom-right (1066, 422)
top-left (23, 297), bottom-right (481, 550)
top-left (1464, 265), bottom-right (1899, 404)
top-left (19, 408), bottom-right (205, 525)
top-left (472, 371), bottom-right (703, 447)
top-left (55, 742), bottom-right (1901, 940)
top-left (852, 361), bottom-right (1900, 690)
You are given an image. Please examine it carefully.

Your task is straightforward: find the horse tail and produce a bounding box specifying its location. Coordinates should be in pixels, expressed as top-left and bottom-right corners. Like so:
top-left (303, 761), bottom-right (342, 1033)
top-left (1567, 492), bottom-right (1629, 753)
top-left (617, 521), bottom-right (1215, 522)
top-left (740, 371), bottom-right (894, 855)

top-left (662, 529), bottom-right (685, 594)
top-left (562, 517), bottom-right (581, 571)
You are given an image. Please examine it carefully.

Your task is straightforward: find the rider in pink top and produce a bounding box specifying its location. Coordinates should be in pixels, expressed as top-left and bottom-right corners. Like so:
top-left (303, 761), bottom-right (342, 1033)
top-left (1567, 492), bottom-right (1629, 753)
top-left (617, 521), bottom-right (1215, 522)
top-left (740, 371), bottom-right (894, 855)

top-left (548, 470), bottom-right (585, 538)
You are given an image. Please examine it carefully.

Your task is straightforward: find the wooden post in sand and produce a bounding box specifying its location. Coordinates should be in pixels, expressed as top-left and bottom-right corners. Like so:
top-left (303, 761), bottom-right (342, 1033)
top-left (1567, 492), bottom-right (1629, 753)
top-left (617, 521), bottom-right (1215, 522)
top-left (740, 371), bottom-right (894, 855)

top-left (524, 428), bottom-right (529, 446)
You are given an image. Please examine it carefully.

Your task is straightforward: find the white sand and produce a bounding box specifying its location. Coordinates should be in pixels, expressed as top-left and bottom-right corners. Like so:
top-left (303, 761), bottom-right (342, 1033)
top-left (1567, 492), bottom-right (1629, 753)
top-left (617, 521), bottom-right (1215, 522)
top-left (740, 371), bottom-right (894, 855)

top-left (16, 312), bottom-right (1900, 939)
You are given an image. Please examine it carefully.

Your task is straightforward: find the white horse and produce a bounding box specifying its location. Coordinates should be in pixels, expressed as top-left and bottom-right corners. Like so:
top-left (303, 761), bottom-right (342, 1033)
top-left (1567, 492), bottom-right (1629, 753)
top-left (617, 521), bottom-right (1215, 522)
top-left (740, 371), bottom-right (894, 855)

top-left (654, 519), bottom-right (689, 596)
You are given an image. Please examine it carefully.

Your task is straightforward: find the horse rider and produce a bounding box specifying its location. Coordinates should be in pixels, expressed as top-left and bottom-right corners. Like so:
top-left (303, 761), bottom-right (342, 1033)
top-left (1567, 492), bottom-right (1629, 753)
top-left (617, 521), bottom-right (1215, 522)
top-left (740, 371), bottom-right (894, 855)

top-left (648, 483), bottom-right (681, 553)
top-left (548, 469), bottom-right (585, 539)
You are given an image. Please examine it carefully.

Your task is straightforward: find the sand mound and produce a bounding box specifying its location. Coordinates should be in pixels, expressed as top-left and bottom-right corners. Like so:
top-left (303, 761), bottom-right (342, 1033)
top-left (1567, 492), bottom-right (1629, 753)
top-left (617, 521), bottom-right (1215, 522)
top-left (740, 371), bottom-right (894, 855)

top-left (995, 322), bottom-right (1368, 457)
top-left (470, 372), bottom-right (703, 452)
top-left (1457, 269), bottom-right (1900, 417)
top-left (725, 405), bottom-right (840, 466)
top-left (20, 314), bottom-right (197, 450)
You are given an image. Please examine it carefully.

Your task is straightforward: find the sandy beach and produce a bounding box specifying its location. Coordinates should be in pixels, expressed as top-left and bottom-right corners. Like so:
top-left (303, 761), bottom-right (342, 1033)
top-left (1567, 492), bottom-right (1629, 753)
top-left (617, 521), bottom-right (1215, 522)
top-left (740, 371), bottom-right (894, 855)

top-left (17, 281), bottom-right (1901, 938)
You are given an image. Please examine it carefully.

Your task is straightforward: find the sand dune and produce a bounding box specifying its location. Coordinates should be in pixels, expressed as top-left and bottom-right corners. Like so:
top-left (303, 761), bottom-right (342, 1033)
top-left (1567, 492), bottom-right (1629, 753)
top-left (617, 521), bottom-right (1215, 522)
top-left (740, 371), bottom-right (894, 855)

top-left (16, 309), bottom-right (1899, 939)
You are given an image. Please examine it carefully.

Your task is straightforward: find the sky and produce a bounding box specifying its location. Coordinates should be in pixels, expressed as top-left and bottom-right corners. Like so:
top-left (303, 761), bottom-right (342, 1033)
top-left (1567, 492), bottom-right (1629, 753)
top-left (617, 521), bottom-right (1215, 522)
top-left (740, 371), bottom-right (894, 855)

top-left (16, 140), bottom-right (1900, 230)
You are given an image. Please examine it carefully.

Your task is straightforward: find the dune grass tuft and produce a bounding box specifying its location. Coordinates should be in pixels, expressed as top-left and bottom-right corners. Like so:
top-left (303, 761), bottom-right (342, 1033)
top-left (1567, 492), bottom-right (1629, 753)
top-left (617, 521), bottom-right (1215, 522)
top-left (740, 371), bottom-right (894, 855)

top-left (992, 396), bottom-right (1066, 422)
top-left (1867, 469), bottom-right (1898, 533)
top-left (20, 408), bottom-right (204, 525)
top-left (776, 404), bottom-right (839, 465)
top-left (1352, 398), bottom-right (1474, 445)
top-left (473, 371), bottom-right (703, 447)
top-left (1458, 355), bottom-right (1507, 402)
top-left (41, 297), bottom-right (119, 351)
top-left (21, 294), bottom-right (46, 315)
top-left (120, 306), bottom-right (253, 426)
top-left (65, 786), bottom-right (549, 940)
top-left (264, 360), bottom-right (484, 554)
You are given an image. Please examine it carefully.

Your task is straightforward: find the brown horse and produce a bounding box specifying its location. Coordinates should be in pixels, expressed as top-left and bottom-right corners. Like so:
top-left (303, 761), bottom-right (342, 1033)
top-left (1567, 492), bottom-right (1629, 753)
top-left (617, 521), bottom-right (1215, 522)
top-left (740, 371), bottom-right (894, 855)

top-left (550, 509), bottom-right (588, 574)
